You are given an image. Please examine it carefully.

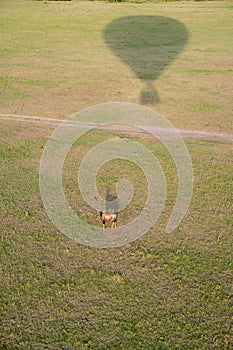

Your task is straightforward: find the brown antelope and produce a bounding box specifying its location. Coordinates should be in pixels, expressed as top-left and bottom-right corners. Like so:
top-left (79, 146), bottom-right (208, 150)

top-left (99, 211), bottom-right (117, 229)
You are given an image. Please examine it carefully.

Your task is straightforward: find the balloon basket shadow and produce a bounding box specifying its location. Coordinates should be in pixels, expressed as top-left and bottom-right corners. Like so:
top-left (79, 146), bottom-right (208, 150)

top-left (140, 89), bottom-right (159, 105)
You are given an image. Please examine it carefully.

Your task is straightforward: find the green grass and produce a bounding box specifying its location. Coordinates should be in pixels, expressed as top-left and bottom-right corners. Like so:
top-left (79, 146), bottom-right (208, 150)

top-left (0, 0), bottom-right (232, 131)
top-left (189, 101), bottom-right (221, 113)
top-left (1, 1), bottom-right (233, 349)
top-left (1, 122), bottom-right (233, 349)
top-left (0, 76), bottom-right (57, 88)
top-left (0, 76), bottom-right (57, 102)
top-left (198, 87), bottom-right (220, 95)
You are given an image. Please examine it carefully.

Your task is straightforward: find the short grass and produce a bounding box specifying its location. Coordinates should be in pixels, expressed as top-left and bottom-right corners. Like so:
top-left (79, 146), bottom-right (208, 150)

top-left (1, 1), bottom-right (233, 349)
top-left (0, 0), bottom-right (232, 132)
top-left (1, 120), bottom-right (233, 349)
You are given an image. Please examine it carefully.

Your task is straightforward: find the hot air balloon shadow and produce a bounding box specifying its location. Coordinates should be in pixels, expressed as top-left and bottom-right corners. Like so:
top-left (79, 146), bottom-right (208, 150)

top-left (104, 16), bottom-right (188, 104)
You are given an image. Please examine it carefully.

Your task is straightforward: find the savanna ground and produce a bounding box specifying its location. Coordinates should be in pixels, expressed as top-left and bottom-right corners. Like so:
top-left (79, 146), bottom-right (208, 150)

top-left (0, 1), bottom-right (233, 349)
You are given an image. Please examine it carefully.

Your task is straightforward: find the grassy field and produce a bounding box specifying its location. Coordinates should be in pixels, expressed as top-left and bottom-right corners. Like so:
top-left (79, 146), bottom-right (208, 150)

top-left (0, 0), bottom-right (233, 132)
top-left (1, 1), bottom-right (233, 349)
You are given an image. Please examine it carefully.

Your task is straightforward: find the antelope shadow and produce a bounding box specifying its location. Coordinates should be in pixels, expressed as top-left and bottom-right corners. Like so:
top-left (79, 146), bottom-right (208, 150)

top-left (104, 16), bottom-right (188, 104)
top-left (105, 189), bottom-right (119, 214)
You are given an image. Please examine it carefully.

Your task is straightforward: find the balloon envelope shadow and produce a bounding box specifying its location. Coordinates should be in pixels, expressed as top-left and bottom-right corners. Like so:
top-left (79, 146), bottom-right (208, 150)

top-left (104, 16), bottom-right (188, 104)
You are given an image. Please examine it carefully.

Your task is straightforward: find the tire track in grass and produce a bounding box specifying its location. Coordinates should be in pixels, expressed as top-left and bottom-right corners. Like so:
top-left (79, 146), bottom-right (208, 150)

top-left (0, 113), bottom-right (232, 142)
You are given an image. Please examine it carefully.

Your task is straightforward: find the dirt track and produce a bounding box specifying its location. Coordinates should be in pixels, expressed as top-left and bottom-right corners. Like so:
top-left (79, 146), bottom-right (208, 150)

top-left (1, 113), bottom-right (232, 142)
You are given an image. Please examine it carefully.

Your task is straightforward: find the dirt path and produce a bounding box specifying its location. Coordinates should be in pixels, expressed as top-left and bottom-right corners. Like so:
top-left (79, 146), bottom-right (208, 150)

top-left (1, 113), bottom-right (232, 142)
